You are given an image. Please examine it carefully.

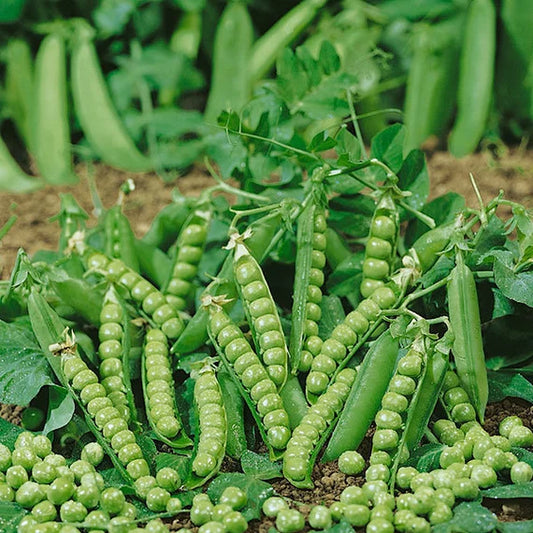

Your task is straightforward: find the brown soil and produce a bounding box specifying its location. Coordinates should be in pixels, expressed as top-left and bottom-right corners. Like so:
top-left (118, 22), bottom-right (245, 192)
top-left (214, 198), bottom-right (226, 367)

top-left (1, 147), bottom-right (533, 528)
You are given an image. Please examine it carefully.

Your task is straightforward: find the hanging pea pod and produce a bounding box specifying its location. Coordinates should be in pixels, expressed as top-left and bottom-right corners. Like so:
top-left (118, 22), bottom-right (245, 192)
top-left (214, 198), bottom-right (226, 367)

top-left (4, 38), bottom-right (34, 148)
top-left (289, 189), bottom-right (328, 373)
top-left (186, 363), bottom-right (227, 488)
top-left (162, 206), bottom-right (211, 312)
top-left (360, 190), bottom-right (399, 299)
top-left (206, 299), bottom-right (291, 460)
top-left (71, 21), bottom-right (152, 172)
top-left (104, 205), bottom-right (140, 272)
top-left (448, 0), bottom-right (496, 157)
top-left (141, 328), bottom-right (192, 450)
top-left (447, 250), bottom-right (488, 422)
top-left (33, 33), bottom-right (76, 185)
top-left (204, 1), bottom-right (253, 123)
top-left (322, 328), bottom-right (399, 463)
top-left (249, 0), bottom-right (327, 84)
top-left (0, 135), bottom-right (41, 193)
top-left (283, 367), bottom-right (357, 488)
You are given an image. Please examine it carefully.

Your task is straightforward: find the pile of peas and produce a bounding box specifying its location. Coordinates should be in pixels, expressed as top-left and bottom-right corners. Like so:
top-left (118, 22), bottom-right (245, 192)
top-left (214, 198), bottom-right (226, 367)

top-left (97, 291), bottom-right (130, 422)
top-left (142, 328), bottom-right (184, 440)
top-left (87, 253), bottom-right (184, 340)
top-left (305, 285), bottom-right (397, 399)
top-left (0, 433), bottom-right (172, 532)
top-left (233, 243), bottom-right (288, 387)
top-left (297, 206), bottom-right (328, 373)
top-left (283, 368), bottom-right (356, 485)
top-left (191, 366), bottom-right (227, 479)
top-left (208, 305), bottom-right (291, 451)
top-left (164, 210), bottom-right (210, 312)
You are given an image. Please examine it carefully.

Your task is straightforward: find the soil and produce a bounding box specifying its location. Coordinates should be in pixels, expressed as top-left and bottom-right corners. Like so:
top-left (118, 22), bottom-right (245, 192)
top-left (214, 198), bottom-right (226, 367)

top-left (1, 147), bottom-right (533, 528)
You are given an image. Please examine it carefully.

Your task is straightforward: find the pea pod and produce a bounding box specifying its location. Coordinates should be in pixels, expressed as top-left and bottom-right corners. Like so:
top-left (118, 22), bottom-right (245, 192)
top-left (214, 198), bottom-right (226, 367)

top-left (447, 251), bottom-right (488, 422)
top-left (218, 368), bottom-right (247, 460)
top-left (104, 205), bottom-right (140, 272)
top-left (289, 195), bottom-right (327, 373)
top-left (171, 211), bottom-right (283, 355)
top-left (448, 0), bottom-right (496, 157)
top-left (27, 289), bottom-right (139, 490)
top-left (141, 328), bottom-right (192, 450)
top-left (71, 21), bottom-right (152, 172)
top-left (4, 38), bottom-right (33, 148)
top-left (233, 238), bottom-right (289, 388)
top-left (322, 328), bottom-right (399, 463)
top-left (206, 302), bottom-right (291, 460)
top-left (187, 364), bottom-right (227, 487)
top-left (33, 33), bottom-right (75, 185)
top-left (360, 191), bottom-right (399, 299)
top-left (249, 0), bottom-right (327, 84)
top-left (163, 207), bottom-right (211, 312)
top-left (204, 0), bottom-right (253, 123)
top-left (410, 221), bottom-right (456, 273)
top-left (133, 239), bottom-right (172, 289)
top-left (0, 135), bottom-right (41, 193)
top-left (49, 194), bottom-right (89, 253)
top-left (283, 368), bottom-right (357, 488)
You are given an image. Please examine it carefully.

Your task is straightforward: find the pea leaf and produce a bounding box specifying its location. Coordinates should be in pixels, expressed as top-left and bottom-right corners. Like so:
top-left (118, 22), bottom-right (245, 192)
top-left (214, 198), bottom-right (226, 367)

top-left (0, 320), bottom-right (53, 406)
top-left (207, 473), bottom-right (274, 521)
top-left (488, 371), bottom-right (533, 404)
top-left (482, 482), bottom-right (533, 499)
top-left (318, 295), bottom-right (346, 340)
top-left (321, 519), bottom-right (355, 533)
top-left (240, 450), bottom-right (282, 480)
top-left (494, 256), bottom-right (533, 307)
top-left (0, 502), bottom-right (27, 533)
top-left (370, 124), bottom-right (405, 173)
top-left (0, 417), bottom-right (23, 450)
top-left (100, 467), bottom-right (136, 496)
top-left (397, 149), bottom-right (430, 217)
top-left (432, 501), bottom-right (497, 533)
top-left (407, 443), bottom-right (444, 472)
top-left (510, 447), bottom-right (533, 467)
top-left (155, 453), bottom-right (190, 482)
top-left (42, 385), bottom-right (75, 436)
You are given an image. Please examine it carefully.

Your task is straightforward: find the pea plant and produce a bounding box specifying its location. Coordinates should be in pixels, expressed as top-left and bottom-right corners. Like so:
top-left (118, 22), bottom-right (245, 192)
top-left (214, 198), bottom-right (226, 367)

top-left (2, 123), bottom-right (533, 533)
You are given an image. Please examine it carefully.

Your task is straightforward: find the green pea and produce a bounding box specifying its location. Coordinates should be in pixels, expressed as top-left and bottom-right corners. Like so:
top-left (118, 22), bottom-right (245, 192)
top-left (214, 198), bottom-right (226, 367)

top-left (308, 505), bottom-right (332, 530)
top-left (511, 461), bottom-right (533, 484)
top-left (342, 504), bottom-right (370, 527)
top-left (373, 429), bottom-right (399, 451)
top-left (276, 509), bottom-right (305, 533)
top-left (371, 216), bottom-right (396, 241)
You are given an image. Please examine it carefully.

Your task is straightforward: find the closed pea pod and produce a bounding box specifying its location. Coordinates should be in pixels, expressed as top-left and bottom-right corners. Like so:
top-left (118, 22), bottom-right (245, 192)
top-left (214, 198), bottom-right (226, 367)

top-left (322, 328), bottom-right (399, 462)
top-left (447, 250), bottom-right (488, 422)
top-left (104, 203), bottom-right (140, 272)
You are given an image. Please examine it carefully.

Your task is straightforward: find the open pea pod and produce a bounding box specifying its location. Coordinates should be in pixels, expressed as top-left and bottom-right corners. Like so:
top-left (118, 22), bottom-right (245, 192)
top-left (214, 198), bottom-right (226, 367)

top-left (322, 328), bottom-right (399, 463)
top-left (447, 251), bottom-right (488, 423)
top-left (141, 328), bottom-right (193, 451)
top-left (172, 211), bottom-right (283, 356)
top-left (27, 289), bottom-right (136, 489)
top-left (185, 364), bottom-right (227, 488)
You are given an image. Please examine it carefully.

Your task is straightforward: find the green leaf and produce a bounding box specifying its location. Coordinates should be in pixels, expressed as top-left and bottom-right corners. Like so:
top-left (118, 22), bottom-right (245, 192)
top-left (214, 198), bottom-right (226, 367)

top-left (370, 124), bottom-right (405, 173)
top-left (318, 295), bottom-right (346, 340)
top-left (0, 417), bottom-right (23, 450)
top-left (155, 453), bottom-right (190, 482)
top-left (397, 149), bottom-right (430, 217)
top-left (494, 257), bottom-right (533, 307)
top-left (510, 447), bottom-right (533, 467)
top-left (240, 450), bottom-right (282, 480)
top-left (207, 473), bottom-right (274, 521)
top-left (0, 320), bottom-right (53, 406)
top-left (497, 520), bottom-right (533, 533)
top-left (93, 0), bottom-right (136, 37)
top-left (408, 443), bottom-right (444, 472)
top-left (42, 385), bottom-right (75, 436)
top-left (0, 0), bottom-right (26, 23)
top-left (488, 372), bottom-right (533, 404)
top-left (483, 482), bottom-right (533, 499)
top-left (321, 520), bottom-right (355, 533)
top-left (433, 501), bottom-right (497, 533)
top-left (100, 466), bottom-right (136, 496)
top-left (0, 502), bottom-right (27, 533)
